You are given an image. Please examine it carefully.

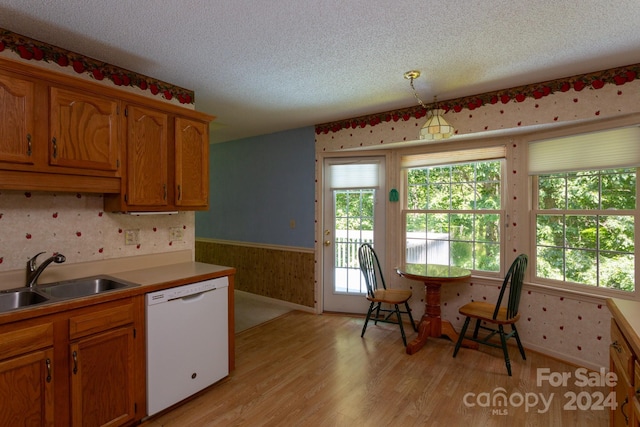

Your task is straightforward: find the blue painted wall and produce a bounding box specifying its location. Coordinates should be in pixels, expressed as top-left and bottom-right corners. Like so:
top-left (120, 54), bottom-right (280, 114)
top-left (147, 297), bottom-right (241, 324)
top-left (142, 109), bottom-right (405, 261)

top-left (195, 126), bottom-right (315, 248)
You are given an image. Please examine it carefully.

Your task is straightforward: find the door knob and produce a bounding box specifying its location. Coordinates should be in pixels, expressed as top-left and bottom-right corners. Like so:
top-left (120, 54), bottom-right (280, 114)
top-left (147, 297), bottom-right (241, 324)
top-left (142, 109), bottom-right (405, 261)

top-left (324, 240), bottom-right (331, 246)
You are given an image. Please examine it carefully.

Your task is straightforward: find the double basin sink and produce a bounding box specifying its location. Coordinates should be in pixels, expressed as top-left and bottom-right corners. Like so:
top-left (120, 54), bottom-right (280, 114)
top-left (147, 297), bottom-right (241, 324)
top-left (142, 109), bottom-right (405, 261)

top-left (0, 276), bottom-right (140, 313)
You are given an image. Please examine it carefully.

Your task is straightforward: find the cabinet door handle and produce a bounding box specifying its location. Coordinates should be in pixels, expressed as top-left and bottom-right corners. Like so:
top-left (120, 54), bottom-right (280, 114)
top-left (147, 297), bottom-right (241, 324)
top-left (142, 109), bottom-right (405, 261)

top-left (72, 350), bottom-right (78, 374)
top-left (45, 358), bottom-right (52, 383)
top-left (52, 137), bottom-right (58, 159)
top-left (177, 185), bottom-right (181, 201)
top-left (26, 134), bottom-right (32, 156)
top-left (611, 340), bottom-right (623, 353)
top-left (621, 396), bottom-right (629, 424)
top-left (163, 184), bottom-right (167, 201)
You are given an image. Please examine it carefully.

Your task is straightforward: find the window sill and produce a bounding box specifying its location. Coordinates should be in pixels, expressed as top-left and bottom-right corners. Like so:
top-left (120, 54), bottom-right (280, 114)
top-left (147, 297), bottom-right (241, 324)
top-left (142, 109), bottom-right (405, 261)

top-left (470, 274), bottom-right (627, 304)
top-left (523, 281), bottom-right (627, 304)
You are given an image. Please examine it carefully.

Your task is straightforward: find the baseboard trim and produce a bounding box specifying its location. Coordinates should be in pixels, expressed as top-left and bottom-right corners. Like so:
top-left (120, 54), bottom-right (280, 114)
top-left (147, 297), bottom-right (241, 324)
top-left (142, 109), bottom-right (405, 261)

top-left (521, 341), bottom-right (604, 371)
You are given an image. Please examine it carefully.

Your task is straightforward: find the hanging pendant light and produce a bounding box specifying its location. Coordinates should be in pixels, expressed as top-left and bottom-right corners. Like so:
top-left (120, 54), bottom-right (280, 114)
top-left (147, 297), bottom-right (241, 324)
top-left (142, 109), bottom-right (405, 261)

top-left (404, 70), bottom-right (455, 140)
top-left (420, 104), bottom-right (455, 140)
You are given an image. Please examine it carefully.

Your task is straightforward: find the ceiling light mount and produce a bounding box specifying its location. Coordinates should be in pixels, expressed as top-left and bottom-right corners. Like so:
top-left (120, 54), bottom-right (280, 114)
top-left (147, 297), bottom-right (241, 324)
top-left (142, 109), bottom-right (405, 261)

top-left (404, 70), bottom-right (455, 141)
top-left (404, 70), bottom-right (421, 80)
top-left (404, 70), bottom-right (427, 110)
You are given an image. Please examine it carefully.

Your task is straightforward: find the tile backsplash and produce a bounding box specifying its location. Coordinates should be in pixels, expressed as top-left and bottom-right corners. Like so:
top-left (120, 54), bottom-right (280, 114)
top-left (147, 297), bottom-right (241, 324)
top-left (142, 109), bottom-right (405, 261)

top-left (0, 190), bottom-right (194, 271)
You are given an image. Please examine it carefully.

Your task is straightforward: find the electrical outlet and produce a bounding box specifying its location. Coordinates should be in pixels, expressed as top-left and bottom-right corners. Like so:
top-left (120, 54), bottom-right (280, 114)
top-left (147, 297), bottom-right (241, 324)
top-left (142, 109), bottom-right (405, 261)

top-left (124, 229), bottom-right (140, 245)
top-left (169, 227), bottom-right (184, 242)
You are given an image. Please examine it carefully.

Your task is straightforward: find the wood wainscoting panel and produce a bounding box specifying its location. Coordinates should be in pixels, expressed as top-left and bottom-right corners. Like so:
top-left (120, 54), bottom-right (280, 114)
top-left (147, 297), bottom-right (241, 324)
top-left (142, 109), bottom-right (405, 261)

top-left (196, 239), bottom-right (314, 308)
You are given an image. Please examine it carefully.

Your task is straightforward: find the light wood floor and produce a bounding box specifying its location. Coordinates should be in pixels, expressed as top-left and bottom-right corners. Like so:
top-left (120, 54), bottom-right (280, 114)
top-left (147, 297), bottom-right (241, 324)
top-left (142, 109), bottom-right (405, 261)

top-left (141, 311), bottom-right (609, 427)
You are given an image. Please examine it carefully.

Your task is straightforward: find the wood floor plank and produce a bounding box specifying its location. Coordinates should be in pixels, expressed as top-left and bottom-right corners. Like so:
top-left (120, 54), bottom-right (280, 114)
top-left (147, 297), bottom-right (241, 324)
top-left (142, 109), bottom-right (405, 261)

top-left (142, 311), bottom-right (610, 426)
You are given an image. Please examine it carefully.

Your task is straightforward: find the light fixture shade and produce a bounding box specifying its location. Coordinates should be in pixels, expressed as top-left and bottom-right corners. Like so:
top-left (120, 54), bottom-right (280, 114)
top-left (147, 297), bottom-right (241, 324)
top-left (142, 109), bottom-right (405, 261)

top-left (419, 109), bottom-right (455, 140)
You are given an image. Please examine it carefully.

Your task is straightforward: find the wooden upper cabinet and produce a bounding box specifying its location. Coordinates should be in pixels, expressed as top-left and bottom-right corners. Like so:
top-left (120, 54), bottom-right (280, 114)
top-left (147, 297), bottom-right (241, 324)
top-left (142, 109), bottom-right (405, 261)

top-left (105, 111), bottom-right (211, 212)
top-left (0, 72), bottom-right (35, 165)
top-left (49, 87), bottom-right (120, 173)
top-left (0, 57), bottom-right (213, 203)
top-left (125, 105), bottom-right (169, 207)
top-left (175, 117), bottom-right (209, 208)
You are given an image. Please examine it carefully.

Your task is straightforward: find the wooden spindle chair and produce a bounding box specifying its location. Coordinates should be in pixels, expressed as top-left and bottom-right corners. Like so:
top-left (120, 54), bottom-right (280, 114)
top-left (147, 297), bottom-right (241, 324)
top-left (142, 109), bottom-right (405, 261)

top-left (452, 254), bottom-right (528, 376)
top-left (358, 244), bottom-right (417, 347)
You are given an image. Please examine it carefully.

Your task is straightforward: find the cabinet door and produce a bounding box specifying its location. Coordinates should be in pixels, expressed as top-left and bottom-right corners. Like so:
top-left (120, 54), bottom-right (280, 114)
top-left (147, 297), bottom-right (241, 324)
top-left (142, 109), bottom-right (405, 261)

top-left (633, 360), bottom-right (640, 426)
top-left (611, 335), bottom-right (633, 427)
top-left (0, 72), bottom-right (35, 165)
top-left (0, 348), bottom-right (55, 427)
top-left (70, 326), bottom-right (136, 427)
top-left (175, 116), bottom-right (209, 208)
top-left (49, 87), bottom-right (120, 172)
top-left (126, 105), bottom-right (168, 207)
top-left (611, 361), bottom-right (632, 427)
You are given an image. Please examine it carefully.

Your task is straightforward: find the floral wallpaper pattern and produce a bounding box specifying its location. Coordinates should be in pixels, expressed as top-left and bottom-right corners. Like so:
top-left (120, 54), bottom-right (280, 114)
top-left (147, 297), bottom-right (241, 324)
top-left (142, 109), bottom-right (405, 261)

top-left (315, 62), bottom-right (640, 136)
top-left (0, 191), bottom-right (194, 272)
top-left (0, 27), bottom-right (195, 104)
top-left (315, 77), bottom-right (640, 153)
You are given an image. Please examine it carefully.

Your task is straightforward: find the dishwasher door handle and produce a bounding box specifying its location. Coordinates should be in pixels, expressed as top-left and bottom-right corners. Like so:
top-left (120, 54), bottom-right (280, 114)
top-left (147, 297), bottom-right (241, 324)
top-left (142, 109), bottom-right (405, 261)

top-left (169, 290), bottom-right (212, 303)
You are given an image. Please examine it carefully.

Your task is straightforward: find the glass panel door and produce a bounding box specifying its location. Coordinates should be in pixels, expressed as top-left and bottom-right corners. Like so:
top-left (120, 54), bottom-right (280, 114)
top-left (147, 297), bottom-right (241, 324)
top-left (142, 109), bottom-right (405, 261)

top-left (323, 157), bottom-right (385, 313)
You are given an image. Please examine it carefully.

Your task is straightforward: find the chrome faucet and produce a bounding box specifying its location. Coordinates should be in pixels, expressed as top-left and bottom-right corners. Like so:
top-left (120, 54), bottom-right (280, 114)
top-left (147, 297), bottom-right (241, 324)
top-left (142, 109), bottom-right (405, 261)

top-left (26, 252), bottom-right (66, 288)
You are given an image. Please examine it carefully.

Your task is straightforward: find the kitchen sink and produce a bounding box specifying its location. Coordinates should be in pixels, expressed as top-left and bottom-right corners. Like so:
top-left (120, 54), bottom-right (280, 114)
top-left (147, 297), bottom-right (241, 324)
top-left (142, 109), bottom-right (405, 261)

top-left (0, 275), bottom-right (140, 314)
top-left (39, 275), bottom-right (139, 299)
top-left (0, 289), bottom-right (50, 312)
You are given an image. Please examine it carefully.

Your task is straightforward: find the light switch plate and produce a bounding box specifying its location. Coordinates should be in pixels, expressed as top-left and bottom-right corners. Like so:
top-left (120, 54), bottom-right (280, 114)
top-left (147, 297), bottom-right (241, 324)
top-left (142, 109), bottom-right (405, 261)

top-left (169, 227), bottom-right (184, 242)
top-left (124, 229), bottom-right (140, 245)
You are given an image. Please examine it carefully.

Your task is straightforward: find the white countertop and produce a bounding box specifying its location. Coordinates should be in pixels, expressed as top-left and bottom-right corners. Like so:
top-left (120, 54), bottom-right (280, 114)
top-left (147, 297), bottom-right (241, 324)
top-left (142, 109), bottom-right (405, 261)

top-left (110, 261), bottom-right (235, 288)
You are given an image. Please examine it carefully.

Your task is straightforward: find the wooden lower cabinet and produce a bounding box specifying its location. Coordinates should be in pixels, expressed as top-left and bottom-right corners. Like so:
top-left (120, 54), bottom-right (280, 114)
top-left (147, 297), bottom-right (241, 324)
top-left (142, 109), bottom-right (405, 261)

top-left (68, 301), bottom-right (138, 427)
top-left (0, 348), bottom-right (55, 426)
top-left (0, 320), bottom-right (55, 426)
top-left (611, 318), bottom-right (637, 426)
top-left (632, 360), bottom-right (640, 427)
top-left (611, 360), bottom-right (632, 426)
top-left (634, 396), bottom-right (640, 427)
top-left (0, 296), bottom-right (144, 427)
top-left (70, 326), bottom-right (136, 427)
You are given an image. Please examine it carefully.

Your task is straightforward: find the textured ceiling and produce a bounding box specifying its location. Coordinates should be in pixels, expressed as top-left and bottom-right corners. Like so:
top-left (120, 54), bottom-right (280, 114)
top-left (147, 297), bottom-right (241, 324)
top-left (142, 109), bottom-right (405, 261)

top-left (1, 1), bottom-right (640, 143)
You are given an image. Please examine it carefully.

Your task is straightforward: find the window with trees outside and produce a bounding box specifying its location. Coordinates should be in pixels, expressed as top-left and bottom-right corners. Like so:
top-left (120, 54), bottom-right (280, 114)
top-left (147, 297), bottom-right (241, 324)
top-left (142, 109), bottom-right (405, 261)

top-left (529, 126), bottom-right (640, 294)
top-left (402, 147), bottom-right (506, 273)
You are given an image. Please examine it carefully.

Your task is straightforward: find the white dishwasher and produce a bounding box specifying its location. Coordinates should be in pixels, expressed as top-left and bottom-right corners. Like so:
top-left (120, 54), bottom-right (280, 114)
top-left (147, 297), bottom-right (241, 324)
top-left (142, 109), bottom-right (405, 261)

top-left (146, 277), bottom-right (229, 416)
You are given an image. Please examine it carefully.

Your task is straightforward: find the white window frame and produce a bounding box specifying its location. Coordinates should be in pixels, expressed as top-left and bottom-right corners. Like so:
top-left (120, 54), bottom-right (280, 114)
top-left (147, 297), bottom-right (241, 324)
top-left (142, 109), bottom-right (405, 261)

top-left (528, 124), bottom-right (640, 297)
top-left (400, 145), bottom-right (506, 276)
